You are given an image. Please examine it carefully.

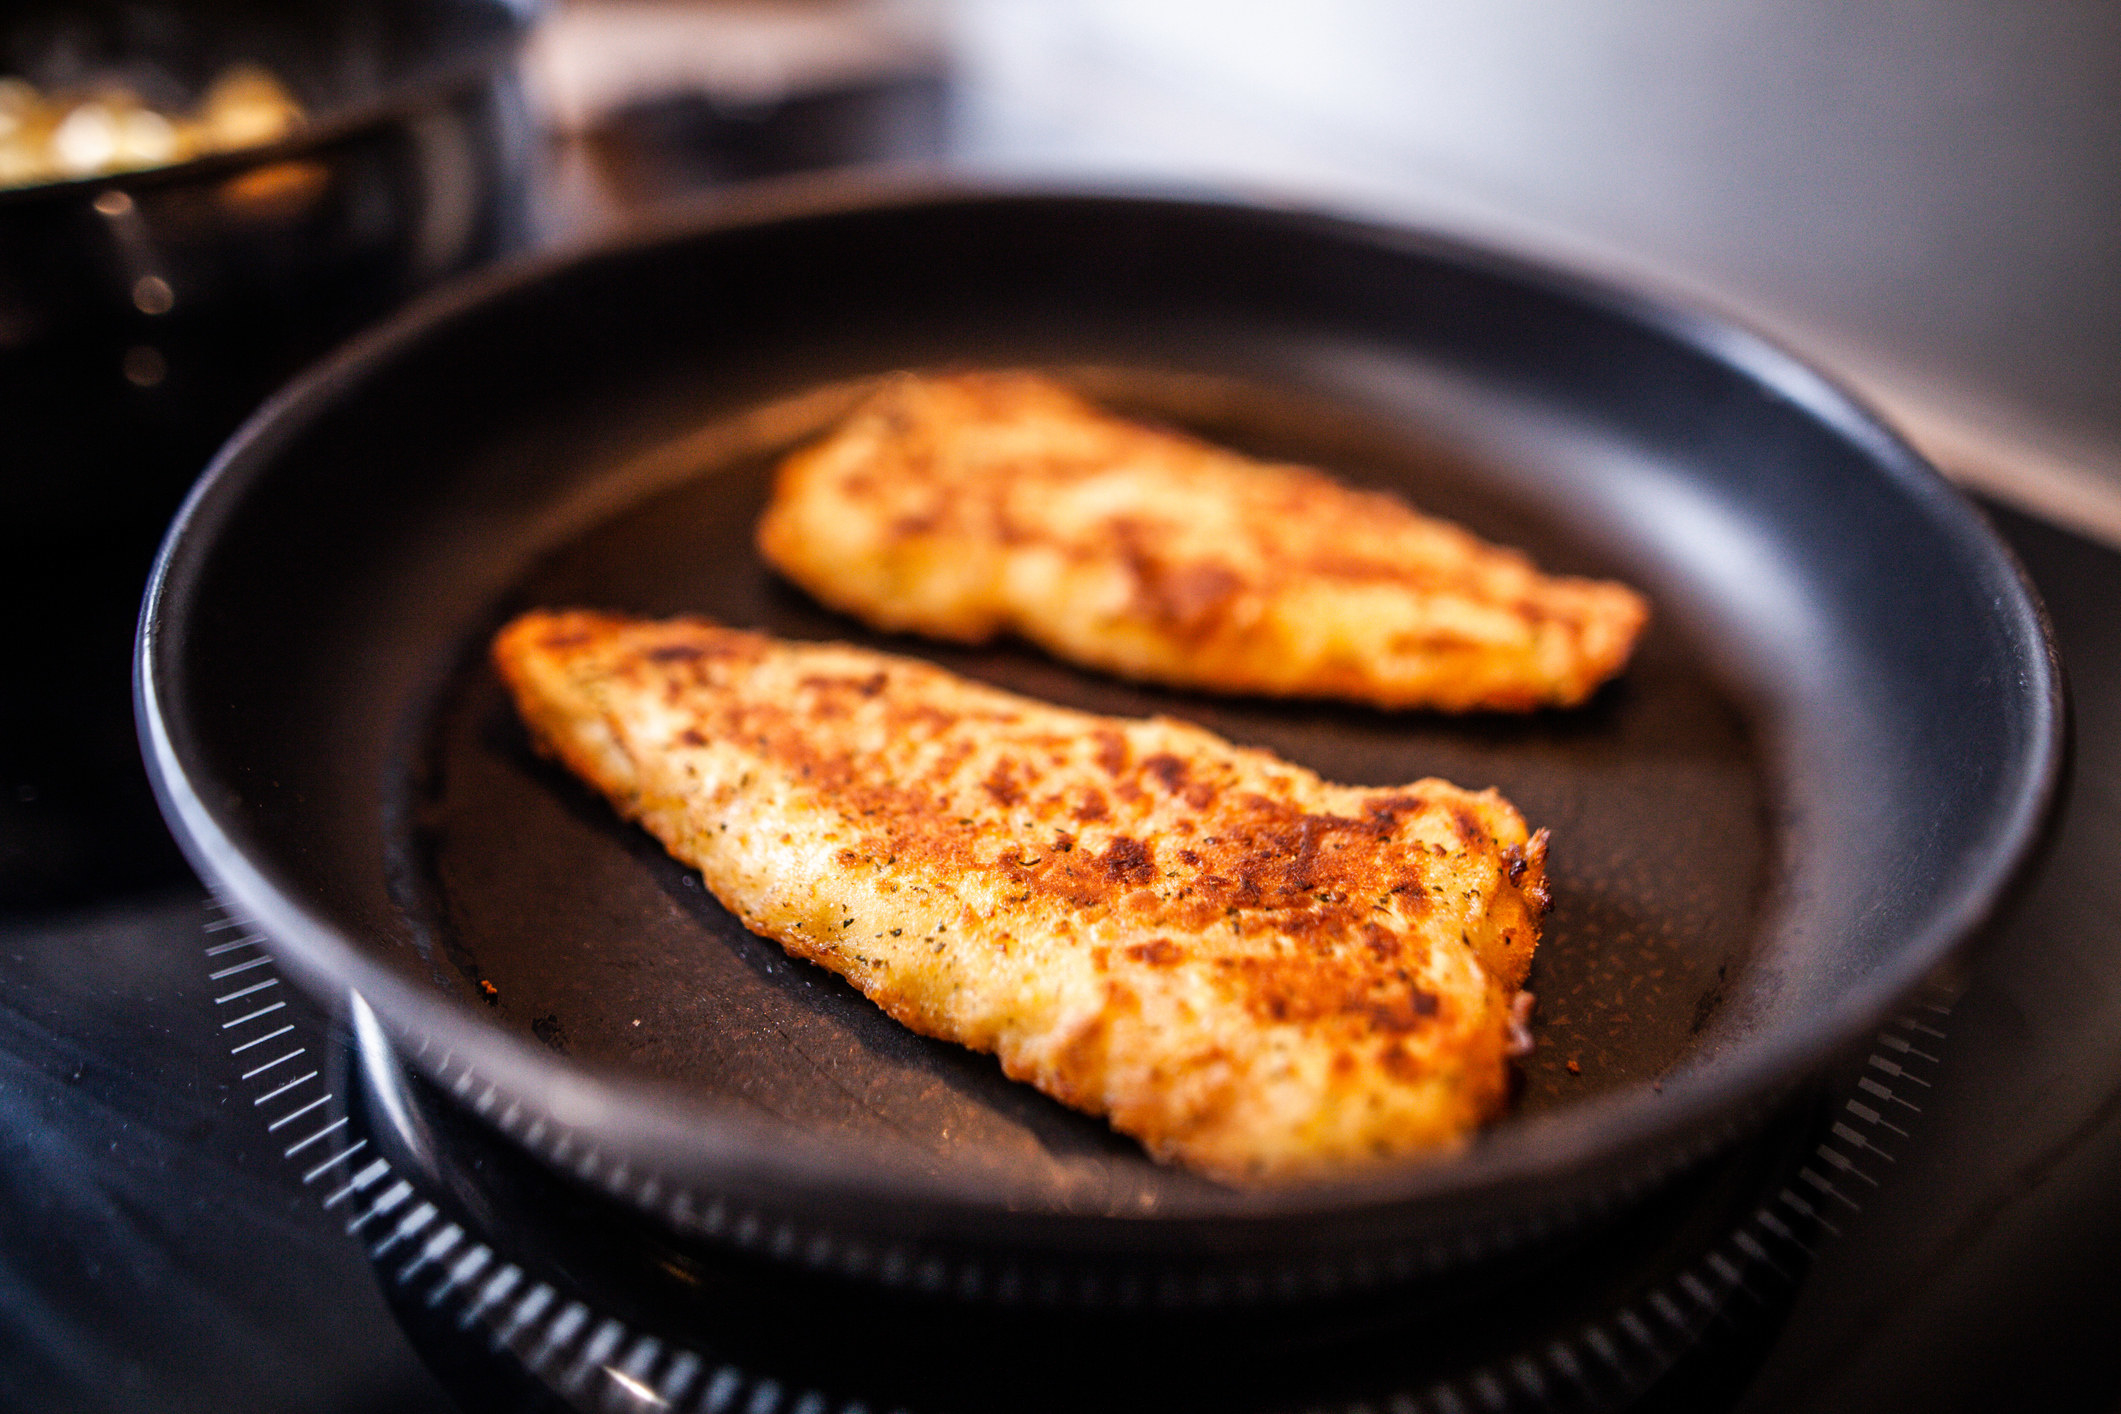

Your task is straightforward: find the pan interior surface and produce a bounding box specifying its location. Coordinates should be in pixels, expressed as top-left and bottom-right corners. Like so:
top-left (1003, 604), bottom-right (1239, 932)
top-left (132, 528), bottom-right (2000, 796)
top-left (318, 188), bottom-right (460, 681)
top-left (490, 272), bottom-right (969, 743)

top-left (406, 368), bottom-right (1769, 1204)
top-left (145, 192), bottom-right (2056, 1224)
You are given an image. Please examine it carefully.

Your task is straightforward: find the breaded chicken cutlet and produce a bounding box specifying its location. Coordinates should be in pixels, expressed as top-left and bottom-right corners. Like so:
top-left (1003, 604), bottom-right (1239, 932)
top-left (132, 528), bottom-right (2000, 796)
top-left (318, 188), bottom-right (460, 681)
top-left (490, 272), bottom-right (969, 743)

top-left (756, 372), bottom-right (1648, 713)
top-left (494, 609), bottom-right (1549, 1183)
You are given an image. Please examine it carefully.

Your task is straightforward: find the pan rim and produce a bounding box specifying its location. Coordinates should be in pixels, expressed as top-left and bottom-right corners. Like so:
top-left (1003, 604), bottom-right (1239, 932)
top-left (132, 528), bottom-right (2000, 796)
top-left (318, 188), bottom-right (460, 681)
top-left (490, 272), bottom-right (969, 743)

top-left (136, 174), bottom-right (2066, 1231)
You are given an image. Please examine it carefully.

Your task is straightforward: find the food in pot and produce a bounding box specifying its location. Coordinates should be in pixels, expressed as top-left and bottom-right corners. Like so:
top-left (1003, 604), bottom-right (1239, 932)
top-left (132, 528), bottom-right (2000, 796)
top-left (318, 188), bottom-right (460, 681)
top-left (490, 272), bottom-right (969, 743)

top-left (757, 372), bottom-right (1648, 712)
top-left (493, 609), bottom-right (1549, 1183)
top-left (0, 64), bottom-right (303, 188)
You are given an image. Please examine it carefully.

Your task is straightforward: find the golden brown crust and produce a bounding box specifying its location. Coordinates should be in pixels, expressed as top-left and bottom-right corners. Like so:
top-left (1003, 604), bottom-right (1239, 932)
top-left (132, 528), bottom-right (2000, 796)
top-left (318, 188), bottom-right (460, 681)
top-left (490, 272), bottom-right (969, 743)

top-left (493, 610), bottom-right (1549, 1183)
top-left (756, 371), bottom-right (1648, 712)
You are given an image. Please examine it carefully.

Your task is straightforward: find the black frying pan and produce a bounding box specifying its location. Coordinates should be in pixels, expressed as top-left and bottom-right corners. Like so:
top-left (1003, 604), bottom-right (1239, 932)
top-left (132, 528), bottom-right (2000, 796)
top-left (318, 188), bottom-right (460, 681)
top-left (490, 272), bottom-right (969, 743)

top-left (137, 182), bottom-right (2062, 1298)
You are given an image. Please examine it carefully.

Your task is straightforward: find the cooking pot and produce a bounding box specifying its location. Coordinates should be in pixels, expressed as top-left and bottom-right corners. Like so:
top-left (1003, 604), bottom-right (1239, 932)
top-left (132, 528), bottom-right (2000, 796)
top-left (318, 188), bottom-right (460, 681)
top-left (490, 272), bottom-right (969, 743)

top-left (1, 0), bottom-right (538, 527)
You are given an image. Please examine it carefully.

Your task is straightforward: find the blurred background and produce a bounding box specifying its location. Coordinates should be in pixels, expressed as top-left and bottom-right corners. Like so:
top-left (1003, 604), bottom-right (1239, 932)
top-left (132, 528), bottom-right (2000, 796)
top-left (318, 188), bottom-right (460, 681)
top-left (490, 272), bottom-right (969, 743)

top-left (941, 0), bottom-right (2121, 535)
top-left (3, 2), bottom-right (2118, 1410)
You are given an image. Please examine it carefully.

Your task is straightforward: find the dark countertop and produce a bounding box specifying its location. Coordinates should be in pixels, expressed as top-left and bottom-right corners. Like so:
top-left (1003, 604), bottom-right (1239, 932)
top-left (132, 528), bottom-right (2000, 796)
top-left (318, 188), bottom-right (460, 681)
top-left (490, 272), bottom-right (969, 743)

top-left (0, 894), bottom-right (452, 1413)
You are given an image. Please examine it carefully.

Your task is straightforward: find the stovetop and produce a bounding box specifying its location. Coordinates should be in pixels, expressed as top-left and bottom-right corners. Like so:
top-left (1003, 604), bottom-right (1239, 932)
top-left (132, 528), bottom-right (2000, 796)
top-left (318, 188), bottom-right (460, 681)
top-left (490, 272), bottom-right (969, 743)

top-left (4, 497), bottom-right (2119, 1413)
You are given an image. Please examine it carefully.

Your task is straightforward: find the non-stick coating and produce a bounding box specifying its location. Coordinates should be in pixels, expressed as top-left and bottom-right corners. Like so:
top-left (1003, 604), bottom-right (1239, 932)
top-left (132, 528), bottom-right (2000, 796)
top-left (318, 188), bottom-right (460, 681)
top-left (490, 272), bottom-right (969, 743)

top-left (139, 185), bottom-right (2060, 1262)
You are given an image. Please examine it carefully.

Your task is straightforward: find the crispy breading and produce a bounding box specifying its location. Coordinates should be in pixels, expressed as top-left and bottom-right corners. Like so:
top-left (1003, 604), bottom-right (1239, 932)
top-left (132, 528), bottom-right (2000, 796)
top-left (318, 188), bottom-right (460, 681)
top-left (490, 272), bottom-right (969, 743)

top-left (493, 610), bottom-right (1550, 1183)
top-left (756, 372), bottom-right (1647, 712)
